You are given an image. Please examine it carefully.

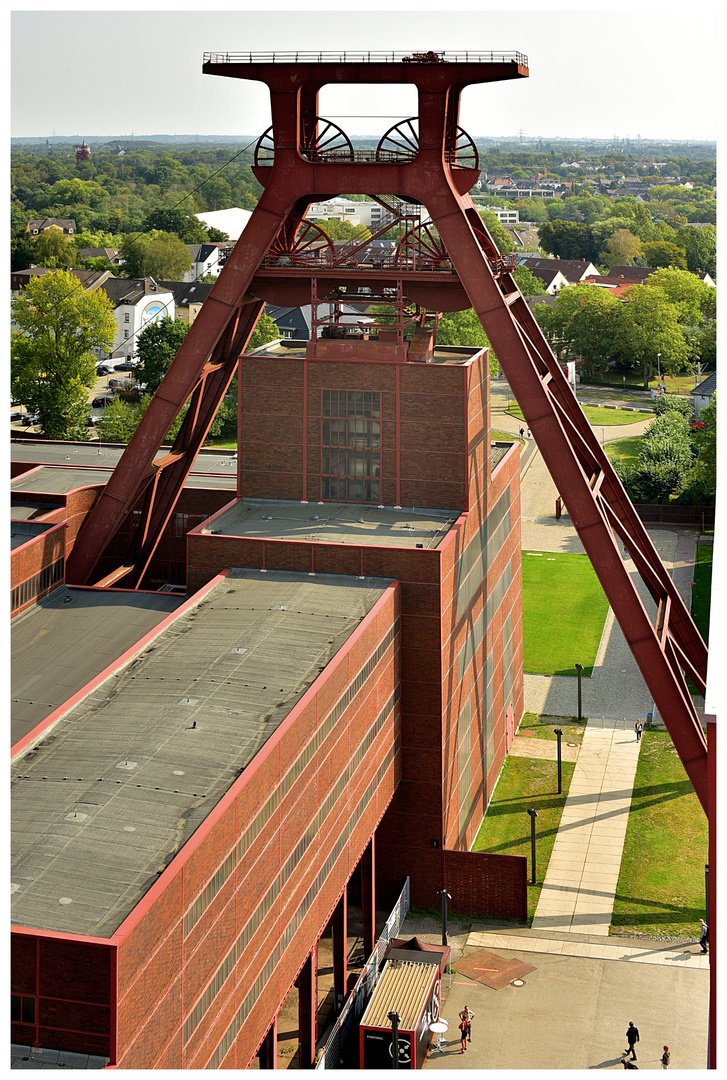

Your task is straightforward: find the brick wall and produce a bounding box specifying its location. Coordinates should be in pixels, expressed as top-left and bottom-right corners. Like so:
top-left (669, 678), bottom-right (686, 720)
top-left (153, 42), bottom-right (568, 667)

top-left (443, 849), bottom-right (527, 920)
top-left (10, 933), bottom-right (114, 1058)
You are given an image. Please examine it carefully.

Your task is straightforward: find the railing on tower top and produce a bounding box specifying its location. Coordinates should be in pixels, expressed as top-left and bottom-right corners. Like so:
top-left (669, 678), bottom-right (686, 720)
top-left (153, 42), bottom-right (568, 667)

top-left (203, 50), bottom-right (528, 66)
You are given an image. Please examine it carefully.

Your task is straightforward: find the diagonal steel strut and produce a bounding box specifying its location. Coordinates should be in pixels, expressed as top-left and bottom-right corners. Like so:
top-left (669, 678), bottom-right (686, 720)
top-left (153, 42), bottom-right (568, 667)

top-left (429, 192), bottom-right (708, 812)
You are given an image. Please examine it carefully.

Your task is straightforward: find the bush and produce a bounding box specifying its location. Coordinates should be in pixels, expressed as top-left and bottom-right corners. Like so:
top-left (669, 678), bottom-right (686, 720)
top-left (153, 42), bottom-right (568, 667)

top-left (653, 394), bottom-right (695, 419)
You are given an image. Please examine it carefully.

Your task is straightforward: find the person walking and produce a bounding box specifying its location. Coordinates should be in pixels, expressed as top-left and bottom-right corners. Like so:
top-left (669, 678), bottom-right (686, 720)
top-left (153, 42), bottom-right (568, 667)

top-left (635, 719), bottom-right (643, 742)
top-left (519, 427), bottom-right (525, 438)
top-left (459, 1005), bottom-right (474, 1043)
top-left (625, 1021), bottom-right (640, 1061)
top-left (699, 918), bottom-right (709, 953)
top-left (459, 1016), bottom-right (468, 1053)
top-left (526, 427), bottom-right (531, 439)
top-left (661, 1045), bottom-right (670, 1069)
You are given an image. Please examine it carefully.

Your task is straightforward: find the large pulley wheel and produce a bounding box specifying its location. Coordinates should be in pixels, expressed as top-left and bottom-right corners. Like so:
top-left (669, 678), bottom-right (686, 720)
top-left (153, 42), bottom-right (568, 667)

top-left (394, 223), bottom-right (451, 270)
top-left (269, 220), bottom-right (335, 265)
top-left (301, 118), bottom-right (354, 162)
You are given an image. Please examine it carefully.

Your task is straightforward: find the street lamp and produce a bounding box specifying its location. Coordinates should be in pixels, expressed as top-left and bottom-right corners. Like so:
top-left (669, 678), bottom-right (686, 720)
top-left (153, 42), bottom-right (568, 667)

top-left (656, 352), bottom-right (661, 389)
top-left (554, 728), bottom-right (564, 794)
top-left (437, 889), bottom-right (452, 947)
top-left (388, 1011), bottom-right (401, 1070)
top-left (575, 663), bottom-right (583, 724)
top-left (527, 809), bottom-right (539, 884)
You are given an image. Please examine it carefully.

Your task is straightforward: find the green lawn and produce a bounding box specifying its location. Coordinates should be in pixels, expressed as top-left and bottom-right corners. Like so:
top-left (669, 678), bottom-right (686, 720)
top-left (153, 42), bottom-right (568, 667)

top-left (611, 729), bottom-right (708, 937)
top-left (691, 543), bottom-right (713, 644)
top-left (648, 374), bottom-right (699, 395)
top-left (507, 403), bottom-right (647, 426)
top-left (605, 436), bottom-right (643, 469)
top-left (473, 755), bottom-right (576, 922)
top-left (491, 429), bottom-right (522, 443)
top-left (522, 551), bottom-right (610, 676)
top-left (518, 711), bottom-right (586, 746)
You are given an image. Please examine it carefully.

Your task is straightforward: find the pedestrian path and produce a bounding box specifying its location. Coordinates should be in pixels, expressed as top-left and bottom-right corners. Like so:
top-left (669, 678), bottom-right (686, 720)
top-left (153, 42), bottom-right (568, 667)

top-left (465, 926), bottom-right (709, 971)
top-left (530, 718), bottom-right (642, 935)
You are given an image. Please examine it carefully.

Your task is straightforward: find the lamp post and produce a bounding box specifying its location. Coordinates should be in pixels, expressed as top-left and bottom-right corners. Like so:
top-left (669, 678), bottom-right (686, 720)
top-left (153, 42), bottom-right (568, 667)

top-left (554, 728), bottom-right (563, 794)
top-left (437, 889), bottom-right (452, 947)
top-left (575, 663), bottom-right (583, 724)
top-left (527, 809), bottom-right (539, 884)
top-left (388, 1011), bottom-right (401, 1070)
top-left (657, 351), bottom-right (661, 389)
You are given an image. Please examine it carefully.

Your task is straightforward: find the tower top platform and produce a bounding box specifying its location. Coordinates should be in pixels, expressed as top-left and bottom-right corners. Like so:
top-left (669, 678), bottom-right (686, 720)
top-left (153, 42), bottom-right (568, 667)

top-left (203, 50), bottom-right (528, 85)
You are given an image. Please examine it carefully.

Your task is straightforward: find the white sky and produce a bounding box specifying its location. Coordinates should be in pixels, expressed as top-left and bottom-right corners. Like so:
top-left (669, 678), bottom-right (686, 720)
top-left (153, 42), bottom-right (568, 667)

top-left (9, 1), bottom-right (720, 143)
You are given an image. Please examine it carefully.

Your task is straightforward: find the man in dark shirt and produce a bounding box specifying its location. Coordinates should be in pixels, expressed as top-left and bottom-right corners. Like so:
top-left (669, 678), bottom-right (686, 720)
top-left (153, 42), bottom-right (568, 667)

top-left (625, 1021), bottom-right (640, 1060)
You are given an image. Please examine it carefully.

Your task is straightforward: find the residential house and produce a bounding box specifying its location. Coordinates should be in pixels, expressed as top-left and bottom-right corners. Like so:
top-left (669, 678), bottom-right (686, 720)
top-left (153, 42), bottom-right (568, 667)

top-left (11, 267), bottom-right (114, 295)
top-left (184, 243), bottom-right (224, 282)
top-left (97, 277), bottom-right (175, 361)
top-left (157, 280), bottom-right (213, 325)
top-left (79, 247), bottom-right (124, 267)
top-left (691, 371), bottom-right (716, 417)
top-left (517, 256), bottom-right (599, 288)
top-left (265, 302), bottom-right (373, 341)
top-left (25, 217), bottom-right (77, 237)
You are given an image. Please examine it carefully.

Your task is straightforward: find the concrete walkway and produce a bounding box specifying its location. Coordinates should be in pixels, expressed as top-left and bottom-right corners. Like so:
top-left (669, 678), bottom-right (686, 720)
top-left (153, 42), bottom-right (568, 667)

top-left (530, 719), bottom-right (642, 934)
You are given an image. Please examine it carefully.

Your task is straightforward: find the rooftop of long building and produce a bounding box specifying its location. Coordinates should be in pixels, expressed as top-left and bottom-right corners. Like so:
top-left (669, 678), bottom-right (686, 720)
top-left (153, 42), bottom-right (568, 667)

top-left (11, 569), bottom-right (391, 938)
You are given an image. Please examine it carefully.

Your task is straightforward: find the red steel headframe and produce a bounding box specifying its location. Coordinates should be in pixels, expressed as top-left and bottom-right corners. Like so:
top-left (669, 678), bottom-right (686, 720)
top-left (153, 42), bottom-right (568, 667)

top-left (65, 51), bottom-right (707, 815)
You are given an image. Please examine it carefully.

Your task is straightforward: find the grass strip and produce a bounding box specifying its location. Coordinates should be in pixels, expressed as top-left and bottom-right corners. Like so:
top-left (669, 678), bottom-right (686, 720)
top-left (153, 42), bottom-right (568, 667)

top-left (611, 729), bottom-right (708, 938)
top-left (473, 755), bottom-right (575, 923)
top-left (518, 711), bottom-right (586, 745)
top-left (605, 436), bottom-right (643, 470)
top-left (507, 403), bottom-right (646, 426)
top-left (522, 551), bottom-right (610, 676)
top-left (691, 544), bottom-right (713, 644)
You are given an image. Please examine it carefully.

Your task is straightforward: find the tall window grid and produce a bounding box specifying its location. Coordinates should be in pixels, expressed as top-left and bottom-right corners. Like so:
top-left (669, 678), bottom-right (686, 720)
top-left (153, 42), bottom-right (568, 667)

top-left (321, 390), bottom-right (381, 503)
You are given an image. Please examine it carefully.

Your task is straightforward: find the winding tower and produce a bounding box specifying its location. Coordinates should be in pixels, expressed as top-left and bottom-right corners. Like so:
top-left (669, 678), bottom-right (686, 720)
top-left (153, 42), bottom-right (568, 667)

top-left (66, 50), bottom-right (707, 815)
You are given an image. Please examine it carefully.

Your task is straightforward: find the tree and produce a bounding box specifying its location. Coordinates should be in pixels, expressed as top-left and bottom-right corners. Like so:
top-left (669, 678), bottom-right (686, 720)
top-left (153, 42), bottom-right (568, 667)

top-left (435, 308), bottom-right (499, 374)
top-left (643, 266), bottom-right (714, 323)
top-left (136, 317), bottom-right (189, 394)
top-left (611, 285), bottom-right (688, 386)
top-left (310, 218), bottom-right (370, 242)
top-left (641, 241), bottom-right (687, 270)
top-left (686, 394), bottom-right (716, 502)
top-left (120, 229), bottom-right (193, 279)
top-left (601, 228), bottom-right (642, 268)
top-left (97, 395), bottom-right (150, 443)
top-left (534, 284), bottom-right (621, 378)
top-left (248, 312), bottom-right (280, 350)
top-left (617, 409), bottom-right (695, 503)
top-left (32, 230), bottom-right (77, 268)
top-left (142, 207), bottom-right (208, 243)
top-left (538, 219), bottom-right (598, 263)
top-left (512, 266), bottom-right (547, 296)
top-left (11, 269), bottom-right (117, 439)
top-left (477, 210), bottom-right (512, 254)
top-left (679, 225), bottom-right (716, 278)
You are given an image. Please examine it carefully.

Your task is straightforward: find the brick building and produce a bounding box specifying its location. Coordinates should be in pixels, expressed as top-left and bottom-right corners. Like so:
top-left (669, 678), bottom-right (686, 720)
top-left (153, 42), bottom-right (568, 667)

top-left (11, 336), bottom-right (525, 1068)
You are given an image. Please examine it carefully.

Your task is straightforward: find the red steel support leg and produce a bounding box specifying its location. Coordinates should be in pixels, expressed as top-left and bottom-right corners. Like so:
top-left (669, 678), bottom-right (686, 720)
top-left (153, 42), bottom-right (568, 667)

top-left (296, 947), bottom-right (317, 1069)
top-left (424, 188), bottom-right (708, 811)
top-left (258, 1016), bottom-right (278, 1069)
top-left (331, 886), bottom-right (348, 1015)
top-left (361, 835), bottom-right (376, 959)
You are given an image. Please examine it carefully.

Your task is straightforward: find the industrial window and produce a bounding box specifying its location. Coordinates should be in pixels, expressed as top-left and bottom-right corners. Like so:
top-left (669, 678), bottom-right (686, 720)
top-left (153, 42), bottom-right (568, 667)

top-left (321, 390), bottom-right (381, 503)
top-left (11, 994), bottom-right (36, 1025)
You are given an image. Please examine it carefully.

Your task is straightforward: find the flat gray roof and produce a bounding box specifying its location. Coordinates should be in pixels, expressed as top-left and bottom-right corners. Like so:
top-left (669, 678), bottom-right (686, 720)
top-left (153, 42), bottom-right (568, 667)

top-left (205, 498), bottom-right (457, 549)
top-left (11, 569), bottom-right (390, 938)
top-left (10, 501), bottom-right (58, 521)
top-left (11, 521), bottom-right (56, 550)
top-left (11, 441), bottom-right (239, 478)
top-left (11, 464), bottom-right (236, 496)
top-left (11, 586), bottom-right (184, 747)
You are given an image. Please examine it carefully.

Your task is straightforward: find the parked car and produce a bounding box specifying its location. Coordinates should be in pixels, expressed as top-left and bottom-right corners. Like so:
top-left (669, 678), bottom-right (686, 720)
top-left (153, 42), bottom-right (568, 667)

top-left (114, 362), bottom-right (137, 373)
top-left (87, 415), bottom-right (100, 427)
top-left (91, 396), bottom-right (109, 408)
top-left (10, 411), bottom-right (23, 422)
top-left (21, 413), bottom-right (40, 426)
top-left (96, 365), bottom-right (112, 376)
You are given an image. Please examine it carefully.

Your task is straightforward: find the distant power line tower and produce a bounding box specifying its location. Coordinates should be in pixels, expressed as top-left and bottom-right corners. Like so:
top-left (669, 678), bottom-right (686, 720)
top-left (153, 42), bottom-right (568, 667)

top-left (74, 140), bottom-right (91, 163)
